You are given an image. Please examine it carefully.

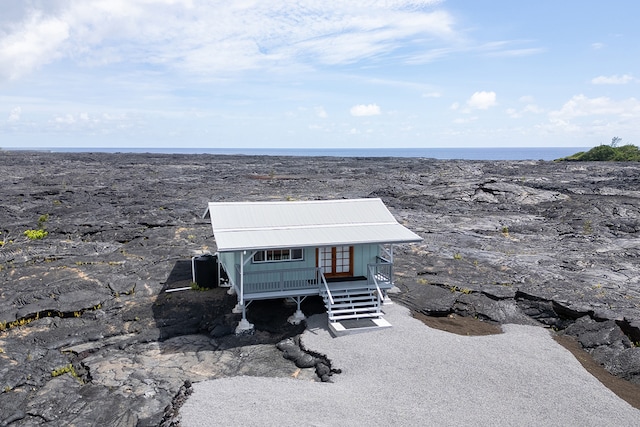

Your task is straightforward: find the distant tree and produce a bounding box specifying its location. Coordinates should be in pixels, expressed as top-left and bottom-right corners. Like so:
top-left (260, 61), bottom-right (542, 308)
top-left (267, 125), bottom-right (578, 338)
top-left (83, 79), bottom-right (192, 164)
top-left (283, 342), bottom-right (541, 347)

top-left (556, 138), bottom-right (640, 162)
top-left (579, 144), bottom-right (616, 161)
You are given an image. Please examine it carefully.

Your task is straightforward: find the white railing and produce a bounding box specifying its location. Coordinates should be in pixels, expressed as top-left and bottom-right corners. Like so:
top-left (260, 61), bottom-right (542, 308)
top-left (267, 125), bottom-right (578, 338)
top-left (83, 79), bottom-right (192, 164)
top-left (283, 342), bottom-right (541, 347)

top-left (319, 271), bottom-right (333, 304)
top-left (368, 265), bottom-right (384, 314)
top-left (368, 258), bottom-right (392, 286)
top-left (318, 270), bottom-right (334, 319)
top-left (236, 265), bottom-right (319, 295)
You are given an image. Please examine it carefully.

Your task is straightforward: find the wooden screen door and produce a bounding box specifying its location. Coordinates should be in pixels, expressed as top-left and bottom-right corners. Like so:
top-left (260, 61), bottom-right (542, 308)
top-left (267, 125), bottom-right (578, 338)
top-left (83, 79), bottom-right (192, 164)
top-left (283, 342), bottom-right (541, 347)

top-left (317, 246), bottom-right (353, 278)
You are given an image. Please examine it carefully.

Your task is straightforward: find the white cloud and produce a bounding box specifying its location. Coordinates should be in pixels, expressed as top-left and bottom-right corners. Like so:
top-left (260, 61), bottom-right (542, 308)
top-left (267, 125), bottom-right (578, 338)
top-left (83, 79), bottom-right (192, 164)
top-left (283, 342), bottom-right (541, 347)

top-left (523, 104), bottom-right (544, 114)
top-left (591, 74), bottom-right (635, 85)
top-left (466, 91), bottom-right (497, 110)
top-left (54, 114), bottom-right (76, 124)
top-left (350, 104), bottom-right (381, 117)
top-left (0, 12), bottom-right (69, 80)
top-left (507, 104), bottom-right (544, 119)
top-left (453, 116), bottom-right (477, 124)
top-left (8, 107), bottom-right (21, 122)
top-left (549, 95), bottom-right (640, 120)
top-left (315, 106), bottom-right (328, 119)
top-left (591, 42), bottom-right (605, 50)
top-left (545, 95), bottom-right (640, 136)
top-left (422, 91), bottom-right (442, 98)
top-left (0, 0), bottom-right (452, 81)
top-left (478, 40), bottom-right (545, 57)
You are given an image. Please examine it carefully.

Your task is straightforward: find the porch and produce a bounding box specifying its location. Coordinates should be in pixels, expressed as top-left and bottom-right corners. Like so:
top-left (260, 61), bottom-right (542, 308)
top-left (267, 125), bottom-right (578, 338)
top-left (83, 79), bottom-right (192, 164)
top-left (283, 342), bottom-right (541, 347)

top-left (233, 258), bottom-right (393, 301)
top-left (232, 259), bottom-right (393, 334)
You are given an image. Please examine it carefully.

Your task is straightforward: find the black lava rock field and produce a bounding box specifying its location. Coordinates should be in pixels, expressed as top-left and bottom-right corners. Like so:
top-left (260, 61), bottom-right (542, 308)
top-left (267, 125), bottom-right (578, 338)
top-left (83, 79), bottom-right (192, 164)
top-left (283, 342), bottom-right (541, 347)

top-left (1, 151), bottom-right (639, 425)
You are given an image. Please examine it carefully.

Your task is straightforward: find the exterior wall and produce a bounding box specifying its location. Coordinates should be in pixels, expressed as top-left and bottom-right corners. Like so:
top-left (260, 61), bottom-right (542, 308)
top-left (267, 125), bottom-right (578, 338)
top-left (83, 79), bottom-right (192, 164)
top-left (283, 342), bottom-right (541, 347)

top-left (217, 251), bottom-right (237, 287)
top-left (219, 244), bottom-right (383, 291)
top-left (243, 247), bottom-right (316, 274)
top-left (353, 244), bottom-right (379, 276)
top-left (235, 245), bottom-right (380, 276)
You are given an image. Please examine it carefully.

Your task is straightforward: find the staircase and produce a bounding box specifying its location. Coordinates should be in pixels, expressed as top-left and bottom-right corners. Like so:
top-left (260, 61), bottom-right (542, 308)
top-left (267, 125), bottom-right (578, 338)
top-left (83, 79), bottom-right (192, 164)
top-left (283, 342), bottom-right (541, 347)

top-left (319, 280), bottom-right (391, 336)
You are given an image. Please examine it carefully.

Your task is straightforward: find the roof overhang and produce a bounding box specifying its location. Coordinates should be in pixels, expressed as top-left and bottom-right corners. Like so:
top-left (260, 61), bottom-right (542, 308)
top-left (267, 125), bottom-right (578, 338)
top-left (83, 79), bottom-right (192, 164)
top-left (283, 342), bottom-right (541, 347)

top-left (204, 198), bottom-right (423, 252)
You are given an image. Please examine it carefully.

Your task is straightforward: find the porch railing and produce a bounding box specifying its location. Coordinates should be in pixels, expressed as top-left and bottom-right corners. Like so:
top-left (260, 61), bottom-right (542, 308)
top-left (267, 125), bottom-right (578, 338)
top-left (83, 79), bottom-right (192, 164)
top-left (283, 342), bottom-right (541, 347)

top-left (236, 265), bottom-right (319, 295)
top-left (367, 257), bottom-right (393, 287)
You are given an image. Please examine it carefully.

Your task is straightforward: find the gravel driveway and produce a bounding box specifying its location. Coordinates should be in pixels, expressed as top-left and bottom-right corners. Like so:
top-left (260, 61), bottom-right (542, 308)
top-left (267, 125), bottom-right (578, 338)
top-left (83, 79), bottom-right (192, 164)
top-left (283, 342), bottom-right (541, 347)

top-left (181, 303), bottom-right (639, 426)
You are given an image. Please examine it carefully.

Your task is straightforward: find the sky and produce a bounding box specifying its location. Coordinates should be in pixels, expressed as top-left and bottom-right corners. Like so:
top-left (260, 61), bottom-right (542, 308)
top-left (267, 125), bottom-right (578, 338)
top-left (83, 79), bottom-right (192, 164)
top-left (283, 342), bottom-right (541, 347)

top-left (1, 0), bottom-right (639, 149)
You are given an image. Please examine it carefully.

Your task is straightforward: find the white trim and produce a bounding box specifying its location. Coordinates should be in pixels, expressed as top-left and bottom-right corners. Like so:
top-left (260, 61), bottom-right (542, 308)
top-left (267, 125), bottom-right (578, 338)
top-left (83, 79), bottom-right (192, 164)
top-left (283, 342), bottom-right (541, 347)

top-left (215, 220), bottom-right (398, 233)
top-left (252, 248), bottom-right (304, 264)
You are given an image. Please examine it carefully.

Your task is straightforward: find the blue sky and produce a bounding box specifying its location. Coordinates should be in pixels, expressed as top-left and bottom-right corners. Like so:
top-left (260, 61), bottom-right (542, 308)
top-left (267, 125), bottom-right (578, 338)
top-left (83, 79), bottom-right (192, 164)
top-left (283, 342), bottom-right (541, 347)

top-left (1, 0), bottom-right (638, 149)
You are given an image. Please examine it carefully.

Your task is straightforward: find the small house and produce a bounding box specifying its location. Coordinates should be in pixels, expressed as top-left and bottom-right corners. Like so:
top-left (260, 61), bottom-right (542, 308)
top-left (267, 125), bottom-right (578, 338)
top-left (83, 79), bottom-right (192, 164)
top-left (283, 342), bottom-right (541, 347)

top-left (203, 198), bottom-right (422, 334)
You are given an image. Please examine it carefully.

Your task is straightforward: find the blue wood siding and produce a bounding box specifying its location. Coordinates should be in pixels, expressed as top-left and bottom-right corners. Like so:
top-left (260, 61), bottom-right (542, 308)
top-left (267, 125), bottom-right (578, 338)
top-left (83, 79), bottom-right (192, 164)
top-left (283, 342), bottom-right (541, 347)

top-left (219, 244), bottom-right (382, 290)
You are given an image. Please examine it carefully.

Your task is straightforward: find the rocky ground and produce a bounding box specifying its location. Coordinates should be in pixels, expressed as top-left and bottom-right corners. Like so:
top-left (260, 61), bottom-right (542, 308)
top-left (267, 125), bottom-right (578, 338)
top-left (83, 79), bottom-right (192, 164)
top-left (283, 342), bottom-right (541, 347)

top-left (0, 151), bottom-right (639, 425)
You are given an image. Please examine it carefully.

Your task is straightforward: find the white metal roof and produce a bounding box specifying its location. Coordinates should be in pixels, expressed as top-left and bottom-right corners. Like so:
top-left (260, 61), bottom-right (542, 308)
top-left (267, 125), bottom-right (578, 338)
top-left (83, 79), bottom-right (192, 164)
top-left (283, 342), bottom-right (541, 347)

top-left (204, 198), bottom-right (423, 252)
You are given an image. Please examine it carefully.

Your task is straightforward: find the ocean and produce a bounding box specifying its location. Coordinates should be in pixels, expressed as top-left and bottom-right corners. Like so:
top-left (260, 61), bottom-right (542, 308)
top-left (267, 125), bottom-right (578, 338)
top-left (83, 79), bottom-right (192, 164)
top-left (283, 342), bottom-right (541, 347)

top-left (16, 146), bottom-right (590, 161)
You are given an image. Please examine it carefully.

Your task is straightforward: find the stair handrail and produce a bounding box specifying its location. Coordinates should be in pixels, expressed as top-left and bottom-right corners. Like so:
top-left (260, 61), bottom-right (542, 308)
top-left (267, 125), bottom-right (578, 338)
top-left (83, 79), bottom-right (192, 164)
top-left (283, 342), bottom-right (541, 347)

top-left (319, 269), bottom-right (334, 305)
top-left (368, 265), bottom-right (385, 304)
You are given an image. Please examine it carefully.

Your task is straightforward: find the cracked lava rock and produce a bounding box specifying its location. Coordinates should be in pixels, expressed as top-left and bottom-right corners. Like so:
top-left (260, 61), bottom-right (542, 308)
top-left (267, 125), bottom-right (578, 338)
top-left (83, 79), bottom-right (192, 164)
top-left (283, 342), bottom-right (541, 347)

top-left (0, 151), bottom-right (639, 425)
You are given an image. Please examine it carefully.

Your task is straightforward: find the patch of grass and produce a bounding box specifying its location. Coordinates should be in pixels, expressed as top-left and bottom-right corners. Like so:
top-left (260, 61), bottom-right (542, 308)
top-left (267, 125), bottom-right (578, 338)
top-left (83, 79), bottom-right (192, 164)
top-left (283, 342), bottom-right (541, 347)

top-left (190, 281), bottom-right (209, 291)
top-left (453, 253), bottom-right (462, 260)
top-left (450, 285), bottom-right (472, 294)
top-left (501, 226), bottom-right (510, 237)
top-left (417, 278), bottom-right (429, 285)
top-left (583, 220), bottom-right (593, 235)
top-left (24, 229), bottom-right (48, 240)
top-left (38, 214), bottom-right (49, 226)
top-left (0, 317), bottom-right (35, 331)
top-left (51, 364), bottom-right (82, 382)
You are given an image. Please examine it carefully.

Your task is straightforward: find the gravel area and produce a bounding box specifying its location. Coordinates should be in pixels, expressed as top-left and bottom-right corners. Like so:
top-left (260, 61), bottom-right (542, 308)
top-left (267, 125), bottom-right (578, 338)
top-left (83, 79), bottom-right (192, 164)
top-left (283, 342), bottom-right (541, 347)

top-left (181, 303), bottom-right (639, 426)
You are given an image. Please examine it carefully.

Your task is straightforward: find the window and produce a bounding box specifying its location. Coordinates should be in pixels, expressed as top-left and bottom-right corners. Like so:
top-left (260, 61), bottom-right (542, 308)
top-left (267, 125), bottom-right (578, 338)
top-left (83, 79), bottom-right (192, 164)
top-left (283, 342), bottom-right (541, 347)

top-left (253, 248), bottom-right (303, 263)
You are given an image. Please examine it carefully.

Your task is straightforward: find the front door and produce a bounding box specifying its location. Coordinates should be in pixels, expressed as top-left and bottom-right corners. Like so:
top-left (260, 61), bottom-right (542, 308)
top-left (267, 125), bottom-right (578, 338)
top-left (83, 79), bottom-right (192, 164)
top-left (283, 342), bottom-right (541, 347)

top-left (317, 246), bottom-right (353, 278)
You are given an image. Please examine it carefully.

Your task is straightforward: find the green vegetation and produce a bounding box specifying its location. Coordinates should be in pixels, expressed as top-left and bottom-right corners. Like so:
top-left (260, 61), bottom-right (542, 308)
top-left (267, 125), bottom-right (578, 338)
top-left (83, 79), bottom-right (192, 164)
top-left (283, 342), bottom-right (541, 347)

top-left (557, 137), bottom-right (640, 162)
top-left (22, 213), bottom-right (51, 240)
top-left (38, 214), bottom-right (49, 226)
top-left (23, 229), bottom-right (48, 240)
top-left (51, 364), bottom-right (82, 382)
top-left (190, 281), bottom-right (209, 291)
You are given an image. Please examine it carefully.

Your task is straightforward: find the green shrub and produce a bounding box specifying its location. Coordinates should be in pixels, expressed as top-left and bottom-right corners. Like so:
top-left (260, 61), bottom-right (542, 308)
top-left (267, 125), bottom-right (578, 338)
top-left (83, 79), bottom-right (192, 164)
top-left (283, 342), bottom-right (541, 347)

top-left (24, 229), bottom-right (48, 240)
top-left (557, 143), bottom-right (640, 162)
